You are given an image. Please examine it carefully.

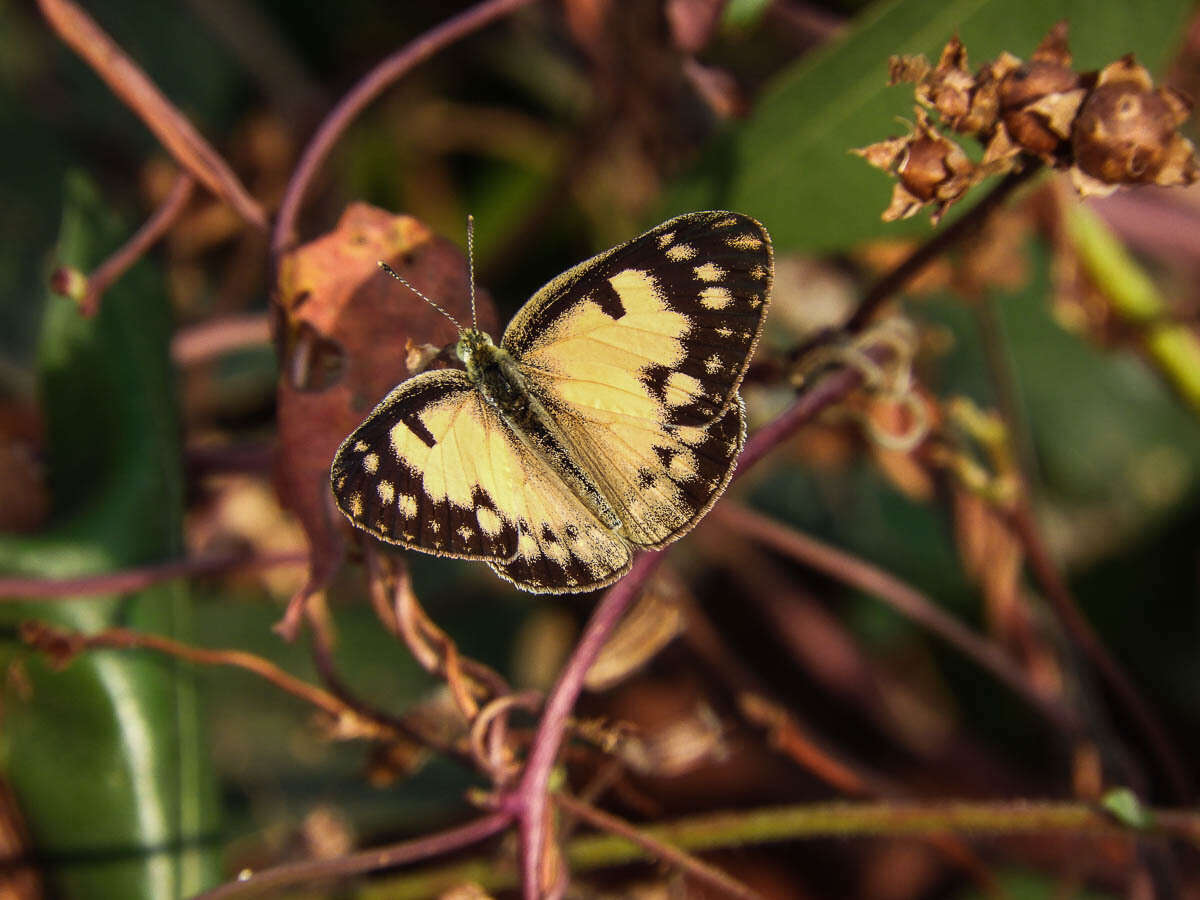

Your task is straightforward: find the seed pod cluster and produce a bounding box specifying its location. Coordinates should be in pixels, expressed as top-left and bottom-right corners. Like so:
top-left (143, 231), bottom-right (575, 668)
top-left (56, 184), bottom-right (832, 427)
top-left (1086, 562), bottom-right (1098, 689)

top-left (855, 22), bottom-right (1199, 223)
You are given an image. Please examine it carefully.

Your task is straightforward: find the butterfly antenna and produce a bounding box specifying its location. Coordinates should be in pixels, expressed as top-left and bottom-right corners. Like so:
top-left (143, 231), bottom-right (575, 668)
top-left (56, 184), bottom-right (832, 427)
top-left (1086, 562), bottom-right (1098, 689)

top-left (377, 261), bottom-right (463, 333)
top-left (466, 214), bottom-right (478, 330)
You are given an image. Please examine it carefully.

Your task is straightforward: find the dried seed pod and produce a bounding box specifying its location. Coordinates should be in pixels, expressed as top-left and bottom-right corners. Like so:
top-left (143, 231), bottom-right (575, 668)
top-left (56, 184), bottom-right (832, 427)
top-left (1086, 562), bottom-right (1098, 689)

top-left (854, 109), bottom-right (978, 223)
top-left (1070, 55), bottom-right (1199, 195)
top-left (996, 23), bottom-right (1084, 159)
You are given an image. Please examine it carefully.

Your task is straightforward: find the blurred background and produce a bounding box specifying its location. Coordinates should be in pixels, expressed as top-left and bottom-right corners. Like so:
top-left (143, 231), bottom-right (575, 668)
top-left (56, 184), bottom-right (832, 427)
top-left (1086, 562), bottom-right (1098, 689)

top-left (1, 0), bottom-right (1199, 897)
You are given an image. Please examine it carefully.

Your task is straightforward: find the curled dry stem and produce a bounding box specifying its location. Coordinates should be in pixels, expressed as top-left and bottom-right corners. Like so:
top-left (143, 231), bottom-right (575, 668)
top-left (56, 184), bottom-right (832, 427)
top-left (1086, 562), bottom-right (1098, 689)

top-left (36, 0), bottom-right (265, 229)
top-left (391, 570), bottom-right (508, 719)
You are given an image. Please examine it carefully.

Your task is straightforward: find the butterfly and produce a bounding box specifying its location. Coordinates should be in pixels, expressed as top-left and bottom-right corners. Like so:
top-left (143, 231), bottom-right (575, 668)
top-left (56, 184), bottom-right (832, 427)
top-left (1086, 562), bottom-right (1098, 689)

top-left (330, 211), bottom-right (773, 593)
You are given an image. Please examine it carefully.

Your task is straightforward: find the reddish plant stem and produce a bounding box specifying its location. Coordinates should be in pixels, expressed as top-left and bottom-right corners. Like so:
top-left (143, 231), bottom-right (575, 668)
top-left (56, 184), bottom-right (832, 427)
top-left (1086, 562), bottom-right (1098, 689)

top-left (1008, 500), bottom-right (1193, 800)
top-left (512, 550), bottom-right (666, 898)
top-left (0, 550), bottom-right (307, 599)
top-left (172, 312), bottom-right (271, 365)
top-left (270, 0), bottom-right (537, 257)
top-left (59, 172), bottom-right (196, 317)
top-left (553, 792), bottom-right (762, 900)
top-left (36, 0), bottom-right (265, 229)
top-left (194, 810), bottom-right (512, 899)
top-left (711, 502), bottom-right (1082, 736)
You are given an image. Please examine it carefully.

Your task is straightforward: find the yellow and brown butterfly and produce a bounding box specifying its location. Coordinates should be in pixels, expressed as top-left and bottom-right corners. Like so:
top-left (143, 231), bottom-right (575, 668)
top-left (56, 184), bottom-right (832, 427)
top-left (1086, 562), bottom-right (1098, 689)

top-left (330, 210), bottom-right (773, 593)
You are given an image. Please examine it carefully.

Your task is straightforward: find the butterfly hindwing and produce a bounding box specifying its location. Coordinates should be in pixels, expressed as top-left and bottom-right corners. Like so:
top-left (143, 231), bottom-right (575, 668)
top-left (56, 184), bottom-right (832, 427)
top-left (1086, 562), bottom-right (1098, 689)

top-left (330, 369), bottom-right (631, 592)
top-left (501, 211), bottom-right (770, 547)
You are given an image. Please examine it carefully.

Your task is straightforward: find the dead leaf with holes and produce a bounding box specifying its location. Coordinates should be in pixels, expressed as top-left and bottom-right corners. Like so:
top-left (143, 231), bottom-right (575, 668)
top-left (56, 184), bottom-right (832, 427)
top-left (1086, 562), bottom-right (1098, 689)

top-left (272, 204), bottom-right (496, 638)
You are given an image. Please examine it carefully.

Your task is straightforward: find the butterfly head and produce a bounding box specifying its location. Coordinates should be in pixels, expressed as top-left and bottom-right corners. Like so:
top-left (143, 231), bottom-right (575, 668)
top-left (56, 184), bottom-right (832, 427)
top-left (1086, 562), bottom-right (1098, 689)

top-left (455, 327), bottom-right (494, 368)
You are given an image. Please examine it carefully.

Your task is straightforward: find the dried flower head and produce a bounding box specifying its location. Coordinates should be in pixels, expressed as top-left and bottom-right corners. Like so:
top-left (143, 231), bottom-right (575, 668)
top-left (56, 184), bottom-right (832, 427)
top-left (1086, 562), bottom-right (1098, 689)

top-left (858, 21), bottom-right (1200, 221)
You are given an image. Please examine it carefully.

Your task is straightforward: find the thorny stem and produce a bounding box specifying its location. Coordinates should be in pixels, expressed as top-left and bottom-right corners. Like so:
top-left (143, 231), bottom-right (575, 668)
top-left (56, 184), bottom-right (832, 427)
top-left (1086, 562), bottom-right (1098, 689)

top-left (36, 0), bottom-right (266, 229)
top-left (270, 0), bottom-right (537, 258)
top-left (192, 810), bottom-right (512, 900)
top-left (1008, 500), bottom-right (1193, 800)
top-left (60, 172), bottom-right (195, 317)
top-left (711, 502), bottom-right (1083, 736)
top-left (552, 793), bottom-right (763, 900)
top-left (0, 550), bottom-right (307, 599)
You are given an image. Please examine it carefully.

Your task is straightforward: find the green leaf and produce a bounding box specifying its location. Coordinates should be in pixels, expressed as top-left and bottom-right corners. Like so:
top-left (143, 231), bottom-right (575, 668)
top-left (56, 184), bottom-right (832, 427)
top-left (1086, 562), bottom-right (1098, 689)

top-left (0, 173), bottom-right (221, 898)
top-left (672, 0), bottom-right (1193, 252)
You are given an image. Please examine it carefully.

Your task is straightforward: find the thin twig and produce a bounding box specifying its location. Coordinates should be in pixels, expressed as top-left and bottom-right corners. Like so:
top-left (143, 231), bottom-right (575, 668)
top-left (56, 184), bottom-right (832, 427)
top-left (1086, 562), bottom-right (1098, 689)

top-left (172, 313), bottom-right (271, 365)
top-left (194, 810), bottom-right (512, 900)
top-left (36, 0), bottom-right (266, 230)
top-left (553, 792), bottom-right (762, 900)
top-left (20, 623), bottom-right (396, 743)
top-left (0, 550), bottom-right (307, 599)
top-left (50, 172), bottom-right (196, 317)
top-left (1008, 500), bottom-right (1193, 800)
top-left (843, 165), bottom-right (1043, 334)
top-left (270, 0), bottom-right (537, 257)
top-left (710, 502), bottom-right (1082, 736)
top-left (364, 798), bottom-right (1200, 897)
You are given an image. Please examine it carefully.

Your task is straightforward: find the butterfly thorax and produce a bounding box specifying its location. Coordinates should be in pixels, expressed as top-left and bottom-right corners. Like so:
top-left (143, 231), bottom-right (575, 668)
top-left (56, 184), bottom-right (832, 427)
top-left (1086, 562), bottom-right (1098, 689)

top-left (456, 329), bottom-right (532, 425)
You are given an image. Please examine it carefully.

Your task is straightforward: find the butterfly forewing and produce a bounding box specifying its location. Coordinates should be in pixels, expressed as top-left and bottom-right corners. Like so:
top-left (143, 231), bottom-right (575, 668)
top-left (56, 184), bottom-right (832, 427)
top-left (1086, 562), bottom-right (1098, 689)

top-left (501, 211), bottom-right (770, 547)
top-left (502, 211), bottom-right (772, 428)
top-left (331, 370), bottom-right (631, 592)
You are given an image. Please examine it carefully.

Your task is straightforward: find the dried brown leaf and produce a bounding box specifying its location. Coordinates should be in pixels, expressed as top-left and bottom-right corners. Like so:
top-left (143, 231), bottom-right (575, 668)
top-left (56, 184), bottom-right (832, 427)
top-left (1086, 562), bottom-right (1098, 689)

top-left (272, 204), bottom-right (495, 635)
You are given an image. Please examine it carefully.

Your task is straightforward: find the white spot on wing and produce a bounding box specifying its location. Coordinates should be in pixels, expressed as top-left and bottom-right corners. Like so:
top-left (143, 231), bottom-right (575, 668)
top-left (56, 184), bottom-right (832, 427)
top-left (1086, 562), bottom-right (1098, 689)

top-left (657, 231), bottom-right (675, 249)
top-left (704, 354), bottom-right (723, 374)
top-left (477, 507), bottom-right (502, 536)
top-left (666, 243), bottom-right (697, 262)
top-left (397, 493), bottom-right (418, 518)
top-left (363, 453), bottom-right (379, 474)
top-left (699, 286), bottom-right (732, 310)
top-left (727, 233), bottom-right (763, 250)
top-left (377, 481), bottom-right (394, 503)
top-left (693, 262), bottom-right (725, 282)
